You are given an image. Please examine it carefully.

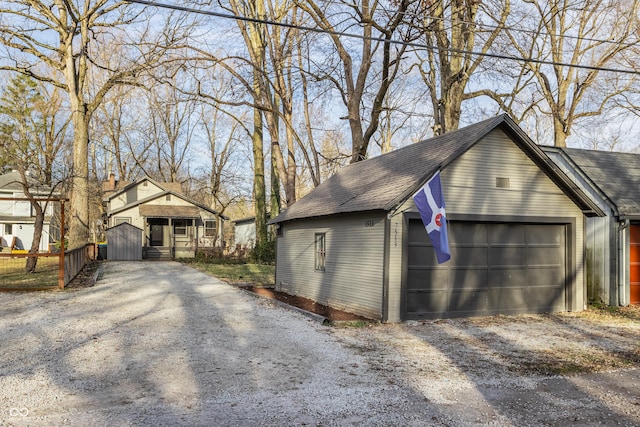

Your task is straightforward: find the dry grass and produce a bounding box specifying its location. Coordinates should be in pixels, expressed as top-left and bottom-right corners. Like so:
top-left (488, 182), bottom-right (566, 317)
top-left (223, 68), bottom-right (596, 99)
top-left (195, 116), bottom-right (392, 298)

top-left (0, 256), bottom-right (61, 291)
top-left (458, 306), bottom-right (640, 376)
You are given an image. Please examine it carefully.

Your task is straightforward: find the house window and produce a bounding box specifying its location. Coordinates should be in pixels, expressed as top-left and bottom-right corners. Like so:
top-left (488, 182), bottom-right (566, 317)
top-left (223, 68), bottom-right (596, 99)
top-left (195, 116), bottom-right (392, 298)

top-left (173, 219), bottom-right (188, 235)
top-left (114, 217), bottom-right (131, 225)
top-left (315, 233), bottom-right (326, 271)
top-left (204, 220), bottom-right (216, 237)
top-left (4, 224), bottom-right (13, 234)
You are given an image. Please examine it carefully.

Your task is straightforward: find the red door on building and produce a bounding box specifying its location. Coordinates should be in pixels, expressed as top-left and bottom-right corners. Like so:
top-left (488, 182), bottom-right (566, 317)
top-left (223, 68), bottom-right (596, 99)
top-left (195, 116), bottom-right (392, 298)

top-left (630, 225), bottom-right (640, 304)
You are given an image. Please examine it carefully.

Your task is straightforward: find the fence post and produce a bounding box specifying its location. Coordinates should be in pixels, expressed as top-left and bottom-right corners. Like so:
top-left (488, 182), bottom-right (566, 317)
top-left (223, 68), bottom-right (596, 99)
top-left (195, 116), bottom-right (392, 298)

top-left (58, 200), bottom-right (65, 290)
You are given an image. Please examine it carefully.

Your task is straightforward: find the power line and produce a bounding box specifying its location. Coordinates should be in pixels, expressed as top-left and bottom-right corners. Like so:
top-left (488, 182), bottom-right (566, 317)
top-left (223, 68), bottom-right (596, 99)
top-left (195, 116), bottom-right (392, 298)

top-left (332, 0), bottom-right (635, 47)
top-left (125, 0), bottom-right (640, 76)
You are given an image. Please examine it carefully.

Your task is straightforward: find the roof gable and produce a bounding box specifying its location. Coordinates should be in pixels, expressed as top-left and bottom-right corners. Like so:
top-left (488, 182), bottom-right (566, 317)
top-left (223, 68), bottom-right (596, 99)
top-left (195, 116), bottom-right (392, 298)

top-left (107, 176), bottom-right (174, 200)
top-left (271, 115), bottom-right (603, 223)
top-left (109, 185), bottom-right (229, 220)
top-left (549, 147), bottom-right (640, 218)
top-left (0, 171), bottom-right (53, 194)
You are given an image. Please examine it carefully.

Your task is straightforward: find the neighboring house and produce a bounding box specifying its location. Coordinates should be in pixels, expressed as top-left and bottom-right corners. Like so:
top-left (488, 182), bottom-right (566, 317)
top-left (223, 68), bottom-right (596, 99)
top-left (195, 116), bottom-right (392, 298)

top-left (0, 171), bottom-right (56, 252)
top-left (270, 115), bottom-right (604, 322)
top-left (105, 177), bottom-right (228, 259)
top-left (542, 147), bottom-right (640, 306)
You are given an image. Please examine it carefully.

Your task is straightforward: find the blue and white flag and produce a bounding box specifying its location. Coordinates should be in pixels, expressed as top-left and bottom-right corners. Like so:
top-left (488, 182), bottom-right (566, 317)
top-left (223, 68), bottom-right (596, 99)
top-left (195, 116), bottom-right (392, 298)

top-left (413, 170), bottom-right (451, 264)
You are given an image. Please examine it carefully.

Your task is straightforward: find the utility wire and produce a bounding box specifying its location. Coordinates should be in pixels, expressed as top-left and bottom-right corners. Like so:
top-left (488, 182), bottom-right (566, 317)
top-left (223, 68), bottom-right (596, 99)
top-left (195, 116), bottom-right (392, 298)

top-left (328, 0), bottom-right (636, 46)
top-left (126, 0), bottom-right (640, 76)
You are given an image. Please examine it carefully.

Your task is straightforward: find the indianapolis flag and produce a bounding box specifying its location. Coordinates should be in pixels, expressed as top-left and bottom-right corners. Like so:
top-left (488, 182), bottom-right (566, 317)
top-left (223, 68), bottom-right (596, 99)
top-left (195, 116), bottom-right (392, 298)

top-left (413, 170), bottom-right (451, 263)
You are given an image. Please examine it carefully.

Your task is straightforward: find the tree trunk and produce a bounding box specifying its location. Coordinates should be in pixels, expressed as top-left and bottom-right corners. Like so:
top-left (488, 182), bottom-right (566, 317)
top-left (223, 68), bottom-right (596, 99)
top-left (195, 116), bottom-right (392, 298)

top-left (68, 113), bottom-right (90, 249)
top-left (25, 203), bottom-right (45, 273)
top-left (553, 117), bottom-right (568, 147)
top-left (253, 105), bottom-right (267, 248)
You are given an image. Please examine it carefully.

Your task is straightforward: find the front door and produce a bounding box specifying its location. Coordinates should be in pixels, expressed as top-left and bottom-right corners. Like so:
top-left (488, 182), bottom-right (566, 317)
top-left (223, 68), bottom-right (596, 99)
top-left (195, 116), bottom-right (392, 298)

top-left (630, 225), bottom-right (640, 304)
top-left (150, 224), bottom-right (164, 246)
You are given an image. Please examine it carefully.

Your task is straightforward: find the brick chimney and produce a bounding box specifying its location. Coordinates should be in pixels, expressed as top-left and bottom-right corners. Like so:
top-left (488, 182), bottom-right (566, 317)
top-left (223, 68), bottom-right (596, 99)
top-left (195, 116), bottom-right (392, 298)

top-left (109, 172), bottom-right (116, 190)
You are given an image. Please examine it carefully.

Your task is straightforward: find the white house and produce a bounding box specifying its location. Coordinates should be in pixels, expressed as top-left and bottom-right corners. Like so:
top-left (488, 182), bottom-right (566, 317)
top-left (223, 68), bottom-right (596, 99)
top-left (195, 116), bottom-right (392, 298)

top-left (0, 171), bottom-right (56, 252)
top-left (105, 176), bottom-right (228, 259)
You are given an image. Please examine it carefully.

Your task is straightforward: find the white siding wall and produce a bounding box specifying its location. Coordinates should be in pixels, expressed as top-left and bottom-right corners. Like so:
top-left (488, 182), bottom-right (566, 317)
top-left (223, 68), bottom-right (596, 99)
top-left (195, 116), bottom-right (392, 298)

top-left (234, 222), bottom-right (256, 248)
top-left (109, 181), bottom-right (165, 210)
top-left (0, 192), bottom-right (54, 217)
top-left (0, 222), bottom-right (52, 251)
top-left (276, 213), bottom-right (387, 319)
top-left (111, 206), bottom-right (144, 229)
top-left (386, 129), bottom-right (587, 321)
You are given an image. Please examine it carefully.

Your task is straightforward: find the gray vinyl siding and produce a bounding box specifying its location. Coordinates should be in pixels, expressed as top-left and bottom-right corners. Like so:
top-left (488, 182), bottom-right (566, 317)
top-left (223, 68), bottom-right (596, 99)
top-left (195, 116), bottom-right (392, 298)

top-left (275, 212), bottom-right (386, 319)
top-left (386, 129), bottom-right (587, 321)
top-left (106, 223), bottom-right (143, 260)
top-left (543, 149), bottom-right (621, 306)
top-left (387, 214), bottom-right (405, 322)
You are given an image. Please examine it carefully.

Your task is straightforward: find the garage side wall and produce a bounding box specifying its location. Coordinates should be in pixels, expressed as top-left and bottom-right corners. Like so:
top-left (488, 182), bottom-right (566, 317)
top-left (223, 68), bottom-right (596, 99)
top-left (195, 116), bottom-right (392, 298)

top-left (543, 149), bottom-right (617, 306)
top-left (386, 129), bottom-right (586, 322)
top-left (275, 212), bottom-right (387, 320)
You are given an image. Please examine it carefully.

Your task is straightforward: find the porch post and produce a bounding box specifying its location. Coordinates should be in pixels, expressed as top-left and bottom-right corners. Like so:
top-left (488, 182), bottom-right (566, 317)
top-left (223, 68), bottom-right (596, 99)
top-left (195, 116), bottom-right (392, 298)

top-left (195, 218), bottom-right (199, 253)
top-left (169, 217), bottom-right (174, 258)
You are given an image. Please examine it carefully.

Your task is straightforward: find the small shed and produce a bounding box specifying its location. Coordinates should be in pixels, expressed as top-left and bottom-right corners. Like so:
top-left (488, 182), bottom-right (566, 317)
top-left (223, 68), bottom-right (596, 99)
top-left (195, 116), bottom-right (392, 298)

top-left (270, 115), bottom-right (604, 322)
top-left (106, 222), bottom-right (143, 261)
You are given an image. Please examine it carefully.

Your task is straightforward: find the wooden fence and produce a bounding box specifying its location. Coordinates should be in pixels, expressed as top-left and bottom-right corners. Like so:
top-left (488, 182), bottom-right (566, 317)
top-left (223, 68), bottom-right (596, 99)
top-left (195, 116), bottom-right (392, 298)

top-left (0, 243), bottom-right (95, 290)
top-left (64, 243), bottom-right (96, 286)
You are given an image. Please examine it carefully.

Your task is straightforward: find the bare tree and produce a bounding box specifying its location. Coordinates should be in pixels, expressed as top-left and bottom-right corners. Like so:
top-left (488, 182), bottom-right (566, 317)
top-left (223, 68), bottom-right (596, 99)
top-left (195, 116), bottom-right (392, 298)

top-left (0, 74), bottom-right (66, 272)
top-left (140, 79), bottom-right (198, 183)
top-left (92, 85), bottom-right (148, 183)
top-left (495, 0), bottom-right (640, 147)
top-left (0, 0), bottom-right (195, 247)
top-left (411, 0), bottom-right (510, 135)
top-left (296, 0), bottom-right (416, 162)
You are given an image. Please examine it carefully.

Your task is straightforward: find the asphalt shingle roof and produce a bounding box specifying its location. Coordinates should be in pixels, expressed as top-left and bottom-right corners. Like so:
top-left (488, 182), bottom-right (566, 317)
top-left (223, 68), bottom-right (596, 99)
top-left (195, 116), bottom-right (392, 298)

top-left (271, 114), bottom-right (602, 223)
top-left (0, 171), bottom-right (52, 194)
top-left (559, 148), bottom-right (640, 217)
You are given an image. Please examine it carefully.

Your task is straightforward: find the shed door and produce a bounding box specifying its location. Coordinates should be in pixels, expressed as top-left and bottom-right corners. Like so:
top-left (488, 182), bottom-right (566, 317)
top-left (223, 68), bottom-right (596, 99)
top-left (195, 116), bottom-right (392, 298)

top-left (405, 220), bottom-right (567, 320)
top-left (629, 225), bottom-right (640, 304)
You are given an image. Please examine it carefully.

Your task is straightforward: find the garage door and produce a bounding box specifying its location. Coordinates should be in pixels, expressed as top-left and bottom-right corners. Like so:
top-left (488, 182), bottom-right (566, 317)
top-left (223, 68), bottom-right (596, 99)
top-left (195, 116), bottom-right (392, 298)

top-left (630, 225), bottom-right (640, 304)
top-left (405, 220), bottom-right (567, 319)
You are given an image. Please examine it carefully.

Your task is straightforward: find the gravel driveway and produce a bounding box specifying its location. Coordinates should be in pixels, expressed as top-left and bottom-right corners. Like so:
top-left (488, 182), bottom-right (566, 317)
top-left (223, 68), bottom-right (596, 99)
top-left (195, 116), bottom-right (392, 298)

top-left (1, 261), bottom-right (639, 426)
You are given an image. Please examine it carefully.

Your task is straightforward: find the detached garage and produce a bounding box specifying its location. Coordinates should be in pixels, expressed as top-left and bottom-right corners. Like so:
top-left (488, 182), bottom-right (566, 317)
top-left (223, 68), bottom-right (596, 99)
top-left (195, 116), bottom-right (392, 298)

top-left (270, 115), bottom-right (603, 322)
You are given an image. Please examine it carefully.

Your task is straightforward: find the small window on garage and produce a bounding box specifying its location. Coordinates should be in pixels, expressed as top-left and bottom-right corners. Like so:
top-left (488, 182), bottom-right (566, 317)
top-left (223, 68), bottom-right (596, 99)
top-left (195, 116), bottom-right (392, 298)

top-left (173, 219), bottom-right (188, 235)
top-left (315, 233), bottom-right (326, 271)
top-left (204, 220), bottom-right (216, 237)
